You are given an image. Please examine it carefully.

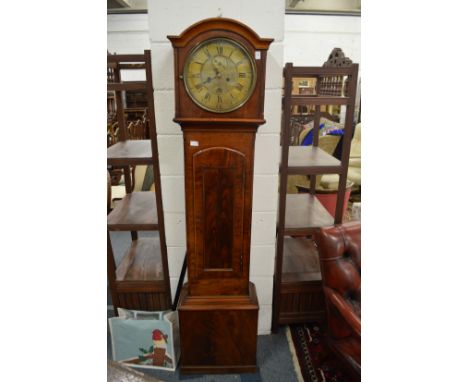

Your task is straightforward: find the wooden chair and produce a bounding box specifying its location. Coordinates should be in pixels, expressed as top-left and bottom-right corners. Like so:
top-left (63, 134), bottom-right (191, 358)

top-left (316, 222), bottom-right (361, 381)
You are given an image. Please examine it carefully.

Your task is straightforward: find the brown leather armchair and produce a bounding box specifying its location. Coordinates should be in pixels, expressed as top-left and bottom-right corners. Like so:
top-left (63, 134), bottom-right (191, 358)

top-left (317, 222), bottom-right (361, 380)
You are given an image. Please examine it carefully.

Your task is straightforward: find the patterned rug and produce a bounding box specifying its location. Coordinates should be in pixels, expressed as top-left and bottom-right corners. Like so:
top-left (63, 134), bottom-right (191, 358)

top-left (287, 323), bottom-right (351, 382)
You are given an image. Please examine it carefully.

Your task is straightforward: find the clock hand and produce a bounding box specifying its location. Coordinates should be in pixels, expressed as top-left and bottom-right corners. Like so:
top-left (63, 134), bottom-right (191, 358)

top-left (213, 68), bottom-right (222, 79)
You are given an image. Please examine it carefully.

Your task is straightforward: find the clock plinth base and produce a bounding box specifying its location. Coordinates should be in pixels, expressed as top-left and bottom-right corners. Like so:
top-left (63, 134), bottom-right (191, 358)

top-left (178, 282), bottom-right (259, 374)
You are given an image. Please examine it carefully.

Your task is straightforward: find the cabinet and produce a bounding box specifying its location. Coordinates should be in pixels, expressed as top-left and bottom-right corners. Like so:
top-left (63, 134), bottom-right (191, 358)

top-left (272, 50), bottom-right (359, 331)
top-left (107, 51), bottom-right (171, 313)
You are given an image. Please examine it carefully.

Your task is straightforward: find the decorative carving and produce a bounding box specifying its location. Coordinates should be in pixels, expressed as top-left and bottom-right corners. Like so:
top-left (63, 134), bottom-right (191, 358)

top-left (319, 48), bottom-right (353, 97)
top-left (323, 48), bottom-right (353, 68)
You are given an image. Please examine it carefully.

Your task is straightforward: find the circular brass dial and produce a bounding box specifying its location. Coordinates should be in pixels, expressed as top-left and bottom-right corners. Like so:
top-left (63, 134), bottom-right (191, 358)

top-left (183, 38), bottom-right (256, 113)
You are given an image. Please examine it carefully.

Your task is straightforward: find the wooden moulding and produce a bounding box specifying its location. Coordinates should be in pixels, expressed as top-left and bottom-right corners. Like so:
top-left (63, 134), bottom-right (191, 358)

top-left (173, 118), bottom-right (265, 128)
top-left (107, 192), bottom-right (158, 231)
top-left (178, 283), bottom-right (259, 374)
top-left (167, 17), bottom-right (273, 49)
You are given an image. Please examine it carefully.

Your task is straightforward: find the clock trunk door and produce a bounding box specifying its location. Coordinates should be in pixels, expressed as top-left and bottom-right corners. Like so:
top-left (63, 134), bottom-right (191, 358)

top-left (194, 147), bottom-right (244, 277)
top-left (185, 131), bottom-right (254, 296)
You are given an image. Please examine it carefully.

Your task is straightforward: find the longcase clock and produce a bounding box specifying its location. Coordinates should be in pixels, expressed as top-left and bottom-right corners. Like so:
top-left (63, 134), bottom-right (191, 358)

top-left (168, 18), bottom-right (273, 374)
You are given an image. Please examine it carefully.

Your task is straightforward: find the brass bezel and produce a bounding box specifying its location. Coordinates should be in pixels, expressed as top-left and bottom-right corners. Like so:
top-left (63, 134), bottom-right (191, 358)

top-left (183, 37), bottom-right (257, 113)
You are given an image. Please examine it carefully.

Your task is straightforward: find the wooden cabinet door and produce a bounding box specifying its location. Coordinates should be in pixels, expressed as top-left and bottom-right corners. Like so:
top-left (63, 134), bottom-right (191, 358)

top-left (194, 147), bottom-right (245, 277)
top-left (184, 131), bottom-right (255, 296)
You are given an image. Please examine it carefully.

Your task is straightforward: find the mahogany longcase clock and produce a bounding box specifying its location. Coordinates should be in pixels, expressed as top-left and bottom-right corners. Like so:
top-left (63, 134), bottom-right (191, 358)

top-left (168, 18), bottom-right (273, 374)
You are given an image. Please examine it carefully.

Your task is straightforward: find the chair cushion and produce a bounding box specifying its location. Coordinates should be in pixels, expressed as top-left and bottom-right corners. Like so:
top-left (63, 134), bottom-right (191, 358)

top-left (350, 123), bottom-right (361, 158)
top-left (319, 174), bottom-right (340, 189)
top-left (347, 168), bottom-right (360, 186)
top-left (349, 157), bottom-right (361, 167)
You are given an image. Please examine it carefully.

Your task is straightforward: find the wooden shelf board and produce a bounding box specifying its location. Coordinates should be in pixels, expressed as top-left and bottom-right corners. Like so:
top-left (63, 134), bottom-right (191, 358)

top-left (107, 140), bottom-right (153, 166)
top-left (107, 191), bottom-right (158, 231)
top-left (287, 146), bottom-right (341, 174)
top-left (289, 95), bottom-right (350, 106)
top-left (107, 54), bottom-right (146, 63)
top-left (116, 237), bottom-right (163, 282)
top-left (290, 66), bottom-right (356, 76)
top-left (284, 194), bottom-right (334, 235)
top-left (281, 237), bottom-right (322, 283)
top-left (107, 81), bottom-right (148, 91)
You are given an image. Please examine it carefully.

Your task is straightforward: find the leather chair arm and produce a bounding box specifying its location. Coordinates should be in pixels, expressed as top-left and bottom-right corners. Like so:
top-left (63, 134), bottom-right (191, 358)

top-left (324, 286), bottom-right (361, 338)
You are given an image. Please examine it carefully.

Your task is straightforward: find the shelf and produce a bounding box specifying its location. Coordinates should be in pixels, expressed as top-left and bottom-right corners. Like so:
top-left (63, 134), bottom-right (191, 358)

top-left (116, 237), bottom-right (163, 281)
top-left (289, 95), bottom-right (350, 106)
top-left (107, 192), bottom-right (158, 231)
top-left (284, 194), bottom-right (334, 235)
top-left (107, 140), bottom-right (153, 166)
top-left (287, 146), bottom-right (341, 175)
top-left (289, 66), bottom-right (356, 77)
top-left (107, 54), bottom-right (146, 63)
top-left (282, 237), bottom-right (321, 283)
top-left (107, 81), bottom-right (148, 92)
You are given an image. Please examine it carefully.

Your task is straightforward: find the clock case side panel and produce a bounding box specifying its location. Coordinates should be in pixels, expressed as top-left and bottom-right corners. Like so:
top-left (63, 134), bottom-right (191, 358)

top-left (183, 128), bottom-right (256, 296)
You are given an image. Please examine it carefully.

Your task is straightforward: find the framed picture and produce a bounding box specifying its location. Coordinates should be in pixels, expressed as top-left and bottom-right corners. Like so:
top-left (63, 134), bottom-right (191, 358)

top-left (285, 0), bottom-right (361, 16)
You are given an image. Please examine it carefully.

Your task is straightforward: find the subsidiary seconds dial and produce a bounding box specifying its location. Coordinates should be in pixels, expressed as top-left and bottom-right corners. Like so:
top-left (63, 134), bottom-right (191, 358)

top-left (183, 38), bottom-right (257, 113)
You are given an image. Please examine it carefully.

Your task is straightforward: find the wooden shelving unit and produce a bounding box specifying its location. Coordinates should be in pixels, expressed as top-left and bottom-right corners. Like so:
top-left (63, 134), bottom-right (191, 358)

top-left (107, 51), bottom-right (171, 313)
top-left (272, 50), bottom-right (359, 331)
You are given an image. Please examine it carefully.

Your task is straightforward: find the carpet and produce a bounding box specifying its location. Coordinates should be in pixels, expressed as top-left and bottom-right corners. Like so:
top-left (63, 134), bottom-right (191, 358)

top-left (287, 323), bottom-right (351, 382)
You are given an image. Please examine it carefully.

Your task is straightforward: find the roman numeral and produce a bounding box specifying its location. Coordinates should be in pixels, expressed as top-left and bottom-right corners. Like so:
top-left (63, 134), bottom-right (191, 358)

top-left (194, 83), bottom-right (203, 91)
top-left (216, 97), bottom-right (223, 110)
top-left (203, 47), bottom-right (211, 58)
top-left (238, 72), bottom-right (246, 78)
top-left (204, 93), bottom-right (211, 101)
top-left (217, 45), bottom-right (223, 55)
top-left (234, 83), bottom-right (244, 91)
top-left (190, 73), bottom-right (201, 78)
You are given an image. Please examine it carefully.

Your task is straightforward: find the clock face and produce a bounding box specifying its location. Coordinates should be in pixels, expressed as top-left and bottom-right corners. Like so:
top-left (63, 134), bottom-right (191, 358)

top-left (183, 38), bottom-right (257, 113)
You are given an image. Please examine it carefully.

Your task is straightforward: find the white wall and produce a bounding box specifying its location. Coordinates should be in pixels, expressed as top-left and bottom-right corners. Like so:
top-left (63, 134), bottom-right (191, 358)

top-left (284, 14), bottom-right (360, 65)
top-left (107, 14), bottom-right (150, 54)
top-left (107, 13), bottom-right (361, 65)
top-left (146, 0), bottom-right (284, 336)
